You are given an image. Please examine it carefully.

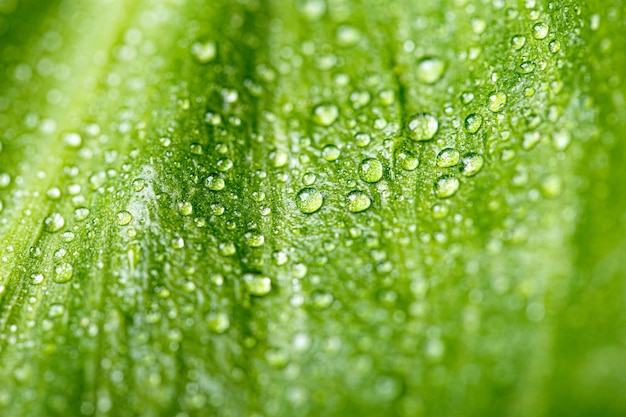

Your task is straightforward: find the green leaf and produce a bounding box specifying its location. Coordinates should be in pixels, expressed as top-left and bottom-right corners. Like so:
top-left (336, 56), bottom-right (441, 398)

top-left (1, 0), bottom-right (625, 416)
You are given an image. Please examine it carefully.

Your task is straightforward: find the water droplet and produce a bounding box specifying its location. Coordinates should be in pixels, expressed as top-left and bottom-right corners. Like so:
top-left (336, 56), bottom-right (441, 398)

top-left (191, 40), bottom-right (216, 63)
top-left (270, 149), bottom-right (289, 168)
top-left (416, 57), bottom-right (445, 84)
top-left (395, 148), bottom-right (419, 170)
top-left (548, 39), bottom-right (561, 53)
top-left (245, 231), bottom-right (265, 247)
top-left (61, 231), bottom-right (75, 242)
top-left (206, 173), bottom-right (225, 190)
top-left (178, 201), bottom-right (193, 216)
top-left (312, 103), bottom-right (339, 126)
top-left (434, 176), bottom-right (460, 198)
top-left (171, 237), bottom-right (185, 249)
top-left (216, 158), bottom-right (233, 172)
top-left (487, 92), bottom-right (507, 113)
top-left (460, 153), bottom-right (484, 176)
top-left (302, 172), bottom-right (317, 186)
top-left (219, 242), bottom-right (236, 256)
top-left (337, 25), bottom-right (361, 47)
top-left (43, 213), bottom-right (65, 233)
top-left (464, 113), bottom-right (483, 134)
top-left (62, 132), bottom-right (82, 148)
top-left (207, 312), bottom-right (230, 333)
top-left (354, 132), bottom-right (371, 147)
top-left (552, 129), bottom-right (571, 151)
top-left (296, 188), bottom-right (323, 214)
top-left (407, 113), bottom-right (439, 141)
top-left (511, 34), bottom-right (526, 51)
top-left (46, 187), bottom-right (61, 200)
top-left (522, 132), bottom-right (541, 150)
top-left (359, 158), bottom-right (383, 183)
top-left (436, 148), bottom-right (460, 167)
top-left (0, 173), bottom-right (10, 189)
top-left (189, 143), bottom-right (203, 155)
top-left (518, 61), bottom-right (536, 74)
top-left (346, 190), bottom-right (371, 213)
top-left (116, 210), bottom-right (132, 226)
top-left (312, 291), bottom-right (334, 309)
top-left (53, 263), bottom-right (73, 283)
top-left (132, 178), bottom-right (146, 192)
top-left (48, 303), bottom-right (66, 318)
top-left (244, 273), bottom-right (272, 296)
top-left (74, 207), bottom-right (90, 221)
top-left (321, 144), bottom-right (341, 161)
top-left (532, 23), bottom-right (549, 39)
top-left (432, 204), bottom-right (450, 219)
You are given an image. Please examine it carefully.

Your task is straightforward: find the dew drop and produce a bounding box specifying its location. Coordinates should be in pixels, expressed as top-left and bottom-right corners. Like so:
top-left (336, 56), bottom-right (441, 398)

top-left (532, 23), bottom-right (549, 39)
top-left (302, 172), bottom-right (317, 186)
top-left (518, 61), bottom-right (536, 74)
top-left (74, 207), bottom-right (90, 221)
top-left (132, 178), bottom-right (146, 192)
top-left (337, 25), bottom-right (361, 47)
top-left (53, 263), bottom-right (73, 283)
top-left (191, 40), bottom-right (217, 63)
top-left (207, 312), bottom-right (230, 333)
top-left (346, 190), bottom-right (371, 213)
top-left (245, 231), bottom-right (265, 247)
top-left (116, 210), bottom-right (132, 226)
top-left (43, 213), bottom-right (65, 233)
top-left (407, 113), bottom-right (439, 141)
top-left (296, 188), bottom-right (323, 214)
top-left (321, 144), bottom-right (341, 161)
top-left (62, 132), bottom-right (82, 148)
top-left (189, 143), bottom-right (203, 155)
top-left (434, 176), bottom-right (460, 198)
top-left (354, 132), bottom-right (371, 147)
top-left (359, 158), bottom-right (383, 183)
top-left (511, 34), bottom-right (526, 51)
top-left (460, 153), bottom-right (484, 177)
top-left (417, 57), bottom-right (445, 84)
top-left (312, 103), bottom-right (339, 126)
top-left (487, 92), bottom-right (507, 113)
top-left (464, 113), bottom-right (483, 134)
top-left (436, 148), bottom-right (460, 167)
top-left (395, 148), bottom-right (419, 171)
top-left (48, 303), bottom-right (66, 318)
top-left (244, 273), bottom-right (272, 296)
top-left (206, 173), bottom-right (225, 190)
top-left (178, 201), bottom-right (193, 216)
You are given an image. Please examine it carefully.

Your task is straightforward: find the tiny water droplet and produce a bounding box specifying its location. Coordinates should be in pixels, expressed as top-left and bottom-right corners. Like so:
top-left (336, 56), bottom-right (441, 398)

top-left (312, 103), bottom-right (339, 126)
top-left (346, 190), bottom-right (371, 213)
top-left (407, 113), bottom-right (439, 141)
top-left (359, 158), bottom-right (383, 183)
top-left (434, 176), bottom-right (460, 198)
top-left (296, 188), bottom-right (323, 214)
top-left (416, 57), bottom-right (445, 84)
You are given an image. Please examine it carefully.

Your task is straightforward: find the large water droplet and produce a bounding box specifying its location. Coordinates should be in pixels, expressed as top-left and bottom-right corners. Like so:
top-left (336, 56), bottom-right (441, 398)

top-left (434, 176), bottom-right (460, 198)
top-left (416, 57), bottom-right (445, 84)
top-left (296, 188), bottom-right (323, 214)
top-left (346, 190), bottom-right (371, 213)
top-left (244, 273), bottom-right (272, 296)
top-left (359, 158), bottom-right (383, 183)
top-left (407, 113), bottom-right (439, 141)
top-left (460, 153), bottom-right (484, 176)
top-left (312, 104), bottom-right (339, 126)
top-left (487, 92), bottom-right (507, 113)
top-left (43, 213), bottom-right (65, 233)
top-left (436, 148), bottom-right (460, 167)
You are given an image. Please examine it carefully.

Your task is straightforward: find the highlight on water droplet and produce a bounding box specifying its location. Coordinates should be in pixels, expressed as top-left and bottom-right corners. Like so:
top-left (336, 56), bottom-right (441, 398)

top-left (460, 153), bottom-right (484, 176)
top-left (296, 188), bottom-right (323, 214)
top-left (434, 176), bottom-right (460, 198)
top-left (243, 273), bottom-right (272, 296)
top-left (407, 113), bottom-right (439, 141)
top-left (359, 158), bottom-right (383, 183)
top-left (487, 92), bottom-right (507, 113)
top-left (346, 190), bottom-right (371, 213)
top-left (312, 103), bottom-right (339, 126)
top-left (416, 57), bottom-right (445, 84)
top-left (464, 113), bottom-right (483, 134)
